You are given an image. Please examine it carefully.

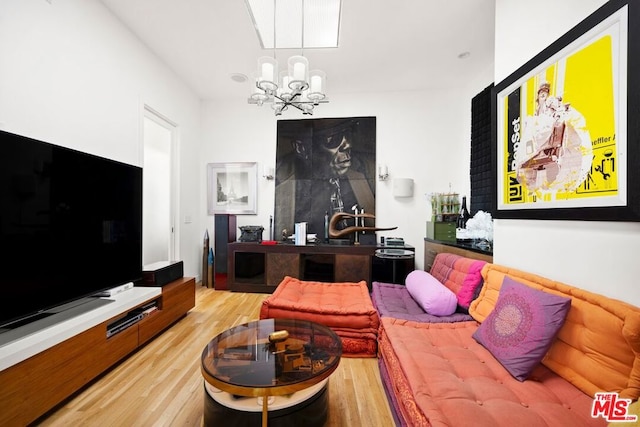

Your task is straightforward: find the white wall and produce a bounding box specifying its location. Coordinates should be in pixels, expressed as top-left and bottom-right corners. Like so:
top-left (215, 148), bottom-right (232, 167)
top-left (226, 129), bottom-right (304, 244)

top-left (494, 0), bottom-right (640, 306)
top-left (0, 0), bottom-right (202, 279)
top-left (201, 65), bottom-right (494, 271)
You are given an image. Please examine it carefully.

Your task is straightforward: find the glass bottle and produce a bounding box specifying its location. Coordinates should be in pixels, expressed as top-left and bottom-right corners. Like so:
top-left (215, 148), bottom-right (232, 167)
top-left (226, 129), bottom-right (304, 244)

top-left (324, 211), bottom-right (330, 242)
top-left (457, 196), bottom-right (470, 228)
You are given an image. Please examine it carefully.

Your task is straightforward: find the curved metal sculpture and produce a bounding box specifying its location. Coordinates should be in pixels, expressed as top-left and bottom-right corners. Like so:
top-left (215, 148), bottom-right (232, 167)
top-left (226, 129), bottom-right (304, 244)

top-left (328, 212), bottom-right (397, 239)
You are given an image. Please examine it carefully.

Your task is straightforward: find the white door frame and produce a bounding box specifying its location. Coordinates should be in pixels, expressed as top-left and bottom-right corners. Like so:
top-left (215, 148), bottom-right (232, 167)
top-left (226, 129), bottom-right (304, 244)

top-left (142, 105), bottom-right (179, 263)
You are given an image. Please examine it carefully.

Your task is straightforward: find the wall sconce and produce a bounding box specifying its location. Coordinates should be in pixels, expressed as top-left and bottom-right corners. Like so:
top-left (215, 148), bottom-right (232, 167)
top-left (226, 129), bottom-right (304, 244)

top-left (263, 165), bottom-right (274, 180)
top-left (393, 178), bottom-right (414, 197)
top-left (378, 164), bottom-right (389, 181)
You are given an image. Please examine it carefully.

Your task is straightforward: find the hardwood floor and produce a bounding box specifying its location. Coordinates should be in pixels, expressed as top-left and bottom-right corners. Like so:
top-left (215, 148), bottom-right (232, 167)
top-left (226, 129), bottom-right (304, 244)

top-left (38, 285), bottom-right (395, 426)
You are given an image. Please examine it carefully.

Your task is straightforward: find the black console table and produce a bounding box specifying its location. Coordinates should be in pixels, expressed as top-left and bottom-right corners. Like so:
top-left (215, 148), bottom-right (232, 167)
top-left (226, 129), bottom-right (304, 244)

top-left (228, 242), bottom-right (414, 293)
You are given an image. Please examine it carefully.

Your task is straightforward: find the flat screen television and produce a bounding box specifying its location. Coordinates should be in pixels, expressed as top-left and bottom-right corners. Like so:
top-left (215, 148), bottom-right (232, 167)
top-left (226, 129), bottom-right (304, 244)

top-left (0, 129), bottom-right (142, 330)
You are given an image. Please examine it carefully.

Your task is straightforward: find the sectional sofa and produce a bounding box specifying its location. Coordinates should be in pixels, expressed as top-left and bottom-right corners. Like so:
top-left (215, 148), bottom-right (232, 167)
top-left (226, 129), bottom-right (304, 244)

top-left (372, 254), bottom-right (640, 426)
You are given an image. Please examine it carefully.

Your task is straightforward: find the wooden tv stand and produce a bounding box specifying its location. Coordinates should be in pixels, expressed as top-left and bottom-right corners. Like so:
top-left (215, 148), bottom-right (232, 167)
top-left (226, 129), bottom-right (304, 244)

top-left (0, 277), bottom-right (195, 426)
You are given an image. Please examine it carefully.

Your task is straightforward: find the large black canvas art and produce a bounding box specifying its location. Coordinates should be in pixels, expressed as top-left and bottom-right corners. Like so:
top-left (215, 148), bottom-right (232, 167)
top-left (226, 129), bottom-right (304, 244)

top-left (275, 117), bottom-right (376, 239)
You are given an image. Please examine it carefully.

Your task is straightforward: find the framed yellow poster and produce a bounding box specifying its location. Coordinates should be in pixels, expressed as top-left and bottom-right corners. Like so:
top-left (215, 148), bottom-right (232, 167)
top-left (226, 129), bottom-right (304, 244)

top-left (492, 0), bottom-right (640, 221)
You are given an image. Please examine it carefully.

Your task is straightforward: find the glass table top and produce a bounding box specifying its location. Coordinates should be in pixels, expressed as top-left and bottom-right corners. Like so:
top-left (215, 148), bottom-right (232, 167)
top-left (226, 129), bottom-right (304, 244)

top-left (201, 318), bottom-right (342, 396)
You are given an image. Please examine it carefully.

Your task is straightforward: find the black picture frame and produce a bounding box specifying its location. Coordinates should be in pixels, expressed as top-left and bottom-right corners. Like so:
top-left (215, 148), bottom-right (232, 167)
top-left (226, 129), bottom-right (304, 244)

top-left (491, 0), bottom-right (640, 221)
top-left (274, 117), bottom-right (376, 238)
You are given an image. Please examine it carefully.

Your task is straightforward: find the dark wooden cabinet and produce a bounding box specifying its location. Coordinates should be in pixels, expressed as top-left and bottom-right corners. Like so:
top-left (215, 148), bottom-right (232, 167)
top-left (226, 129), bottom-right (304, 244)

top-left (335, 253), bottom-right (371, 283)
top-left (228, 242), bottom-right (408, 293)
top-left (267, 252), bottom-right (300, 288)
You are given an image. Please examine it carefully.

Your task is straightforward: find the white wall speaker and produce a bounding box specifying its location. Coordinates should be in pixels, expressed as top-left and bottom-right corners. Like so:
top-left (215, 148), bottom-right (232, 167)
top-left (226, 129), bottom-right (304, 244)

top-left (393, 178), bottom-right (414, 197)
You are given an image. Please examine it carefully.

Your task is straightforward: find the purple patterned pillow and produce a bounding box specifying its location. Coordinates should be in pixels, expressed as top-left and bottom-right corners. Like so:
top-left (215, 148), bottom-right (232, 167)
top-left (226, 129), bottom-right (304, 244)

top-left (472, 276), bottom-right (571, 381)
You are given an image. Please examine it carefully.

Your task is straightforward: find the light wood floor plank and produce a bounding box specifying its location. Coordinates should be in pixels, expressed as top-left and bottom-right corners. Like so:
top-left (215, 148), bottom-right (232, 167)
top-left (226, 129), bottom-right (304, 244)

top-left (38, 286), bottom-right (395, 426)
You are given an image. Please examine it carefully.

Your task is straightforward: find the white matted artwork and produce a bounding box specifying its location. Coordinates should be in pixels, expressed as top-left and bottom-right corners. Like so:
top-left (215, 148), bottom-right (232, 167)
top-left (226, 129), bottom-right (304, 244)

top-left (207, 162), bottom-right (257, 215)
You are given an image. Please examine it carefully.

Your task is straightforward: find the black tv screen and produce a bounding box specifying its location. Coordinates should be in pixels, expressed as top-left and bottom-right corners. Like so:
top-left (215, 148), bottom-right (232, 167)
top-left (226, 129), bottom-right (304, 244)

top-left (0, 129), bottom-right (142, 329)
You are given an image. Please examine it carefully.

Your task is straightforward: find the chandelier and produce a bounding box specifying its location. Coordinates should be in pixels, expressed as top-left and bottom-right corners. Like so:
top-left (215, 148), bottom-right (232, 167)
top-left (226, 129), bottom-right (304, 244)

top-left (247, 0), bottom-right (330, 116)
top-left (249, 56), bottom-right (327, 115)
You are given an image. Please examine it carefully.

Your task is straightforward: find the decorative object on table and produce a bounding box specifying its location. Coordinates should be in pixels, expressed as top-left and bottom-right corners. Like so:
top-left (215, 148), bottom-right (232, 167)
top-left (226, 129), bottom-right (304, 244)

top-left (268, 330), bottom-right (289, 343)
top-left (351, 205), bottom-right (361, 244)
top-left (428, 192), bottom-right (460, 223)
top-left (239, 225), bottom-right (264, 242)
top-left (323, 211), bottom-right (330, 243)
top-left (261, 215), bottom-right (277, 245)
top-left (384, 237), bottom-right (405, 247)
top-left (269, 215), bottom-right (274, 241)
top-left (458, 211), bottom-right (494, 251)
top-left (328, 212), bottom-right (397, 239)
top-left (294, 222), bottom-right (307, 245)
top-left (493, 0), bottom-right (640, 221)
top-left (202, 230), bottom-right (209, 287)
top-left (457, 196), bottom-right (470, 229)
top-left (207, 162), bottom-right (257, 215)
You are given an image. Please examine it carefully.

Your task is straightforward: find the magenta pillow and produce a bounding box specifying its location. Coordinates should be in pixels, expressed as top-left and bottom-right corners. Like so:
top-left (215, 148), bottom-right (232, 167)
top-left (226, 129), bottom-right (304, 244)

top-left (405, 270), bottom-right (457, 316)
top-left (472, 276), bottom-right (571, 381)
top-left (457, 260), bottom-right (486, 309)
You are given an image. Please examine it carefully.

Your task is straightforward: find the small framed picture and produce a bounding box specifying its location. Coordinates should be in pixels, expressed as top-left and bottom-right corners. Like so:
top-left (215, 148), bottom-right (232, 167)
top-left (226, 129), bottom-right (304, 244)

top-left (207, 162), bottom-right (257, 215)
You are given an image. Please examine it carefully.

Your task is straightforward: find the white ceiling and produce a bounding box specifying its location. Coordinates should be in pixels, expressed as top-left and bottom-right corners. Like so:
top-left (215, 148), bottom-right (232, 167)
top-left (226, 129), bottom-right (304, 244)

top-left (99, 0), bottom-right (496, 101)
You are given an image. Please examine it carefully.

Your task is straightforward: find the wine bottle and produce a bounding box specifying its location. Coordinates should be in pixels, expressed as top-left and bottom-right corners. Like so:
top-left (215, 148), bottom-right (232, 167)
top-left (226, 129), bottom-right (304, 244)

top-left (458, 196), bottom-right (470, 228)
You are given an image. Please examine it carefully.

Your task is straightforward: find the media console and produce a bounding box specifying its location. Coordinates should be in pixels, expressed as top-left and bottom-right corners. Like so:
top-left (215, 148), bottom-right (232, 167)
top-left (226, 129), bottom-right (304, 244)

top-left (0, 276), bottom-right (195, 426)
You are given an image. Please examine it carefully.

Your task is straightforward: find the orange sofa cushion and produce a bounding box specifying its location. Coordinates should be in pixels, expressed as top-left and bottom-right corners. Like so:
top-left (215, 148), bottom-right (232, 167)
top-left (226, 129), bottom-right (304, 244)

top-left (378, 317), bottom-right (603, 426)
top-left (259, 276), bottom-right (380, 357)
top-left (470, 264), bottom-right (640, 400)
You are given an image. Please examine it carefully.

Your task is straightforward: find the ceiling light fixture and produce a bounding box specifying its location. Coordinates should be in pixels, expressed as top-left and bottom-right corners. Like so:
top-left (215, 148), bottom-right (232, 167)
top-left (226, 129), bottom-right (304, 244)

top-left (246, 0), bottom-right (333, 116)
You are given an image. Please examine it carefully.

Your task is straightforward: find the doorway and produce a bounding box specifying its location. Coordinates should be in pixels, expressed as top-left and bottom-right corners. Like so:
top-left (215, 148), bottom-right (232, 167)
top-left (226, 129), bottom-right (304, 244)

top-left (142, 107), bottom-right (177, 266)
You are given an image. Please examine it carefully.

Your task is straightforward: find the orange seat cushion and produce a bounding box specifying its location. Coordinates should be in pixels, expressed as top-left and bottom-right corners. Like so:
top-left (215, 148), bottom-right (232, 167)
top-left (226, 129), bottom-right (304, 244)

top-left (260, 276), bottom-right (380, 357)
top-left (378, 317), bottom-right (605, 426)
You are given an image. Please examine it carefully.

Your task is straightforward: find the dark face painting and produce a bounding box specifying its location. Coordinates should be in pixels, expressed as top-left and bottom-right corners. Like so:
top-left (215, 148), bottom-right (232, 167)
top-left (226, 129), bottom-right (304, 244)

top-left (275, 117), bottom-right (376, 240)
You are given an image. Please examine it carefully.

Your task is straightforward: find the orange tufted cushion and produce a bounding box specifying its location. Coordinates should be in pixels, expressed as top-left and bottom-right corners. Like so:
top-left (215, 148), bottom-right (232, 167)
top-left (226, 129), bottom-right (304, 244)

top-left (260, 276), bottom-right (380, 357)
top-left (378, 317), bottom-right (604, 426)
top-left (470, 264), bottom-right (640, 400)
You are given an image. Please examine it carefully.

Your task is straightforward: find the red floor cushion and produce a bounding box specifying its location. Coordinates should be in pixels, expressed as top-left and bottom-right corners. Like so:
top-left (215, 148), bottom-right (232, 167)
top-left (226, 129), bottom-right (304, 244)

top-left (259, 276), bottom-right (380, 357)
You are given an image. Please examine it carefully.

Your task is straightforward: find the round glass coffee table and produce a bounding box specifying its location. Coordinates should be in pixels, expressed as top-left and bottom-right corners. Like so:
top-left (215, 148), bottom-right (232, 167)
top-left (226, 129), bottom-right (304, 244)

top-left (201, 318), bottom-right (342, 427)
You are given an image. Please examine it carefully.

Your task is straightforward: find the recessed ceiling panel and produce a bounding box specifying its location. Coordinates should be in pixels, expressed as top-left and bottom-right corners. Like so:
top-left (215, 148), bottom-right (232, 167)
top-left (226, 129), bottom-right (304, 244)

top-left (246, 0), bottom-right (341, 49)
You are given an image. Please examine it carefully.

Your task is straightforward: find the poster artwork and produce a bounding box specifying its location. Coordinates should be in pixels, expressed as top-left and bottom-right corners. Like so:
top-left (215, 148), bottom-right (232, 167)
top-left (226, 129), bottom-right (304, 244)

top-left (274, 117), bottom-right (376, 239)
top-left (501, 30), bottom-right (622, 208)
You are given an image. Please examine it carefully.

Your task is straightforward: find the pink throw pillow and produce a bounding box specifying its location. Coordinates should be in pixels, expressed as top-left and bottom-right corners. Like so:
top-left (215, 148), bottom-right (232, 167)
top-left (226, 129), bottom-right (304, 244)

top-left (405, 270), bottom-right (457, 316)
